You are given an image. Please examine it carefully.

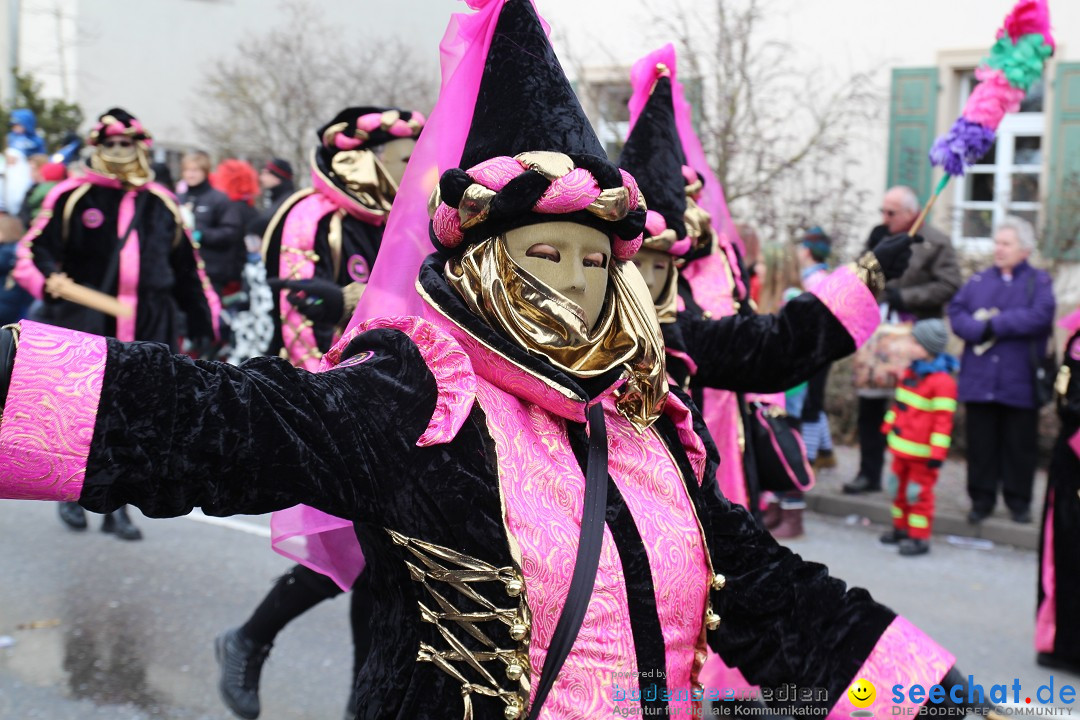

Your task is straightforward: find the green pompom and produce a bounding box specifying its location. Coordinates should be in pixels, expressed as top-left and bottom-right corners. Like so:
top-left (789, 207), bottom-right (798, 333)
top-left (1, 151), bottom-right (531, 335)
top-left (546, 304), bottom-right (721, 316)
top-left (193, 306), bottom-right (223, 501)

top-left (986, 33), bottom-right (1053, 91)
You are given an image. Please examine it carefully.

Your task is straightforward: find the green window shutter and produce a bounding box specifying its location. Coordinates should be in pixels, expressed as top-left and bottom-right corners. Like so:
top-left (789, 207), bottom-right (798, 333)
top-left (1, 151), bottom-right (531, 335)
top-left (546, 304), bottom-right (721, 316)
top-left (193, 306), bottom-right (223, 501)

top-left (1046, 62), bottom-right (1080, 260)
top-left (887, 68), bottom-right (939, 204)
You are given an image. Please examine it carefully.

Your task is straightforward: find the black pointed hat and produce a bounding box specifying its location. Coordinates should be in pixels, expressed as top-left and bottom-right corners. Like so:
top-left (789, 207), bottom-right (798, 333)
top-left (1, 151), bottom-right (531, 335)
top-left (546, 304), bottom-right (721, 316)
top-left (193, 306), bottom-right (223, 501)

top-left (618, 74), bottom-right (689, 251)
top-left (430, 0), bottom-right (646, 259)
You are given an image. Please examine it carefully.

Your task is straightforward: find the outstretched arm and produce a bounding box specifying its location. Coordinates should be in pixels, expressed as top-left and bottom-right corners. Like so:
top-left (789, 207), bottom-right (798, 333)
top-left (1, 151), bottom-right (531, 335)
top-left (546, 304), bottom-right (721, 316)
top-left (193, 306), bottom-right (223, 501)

top-left (0, 319), bottom-right (451, 523)
top-left (681, 265), bottom-right (879, 392)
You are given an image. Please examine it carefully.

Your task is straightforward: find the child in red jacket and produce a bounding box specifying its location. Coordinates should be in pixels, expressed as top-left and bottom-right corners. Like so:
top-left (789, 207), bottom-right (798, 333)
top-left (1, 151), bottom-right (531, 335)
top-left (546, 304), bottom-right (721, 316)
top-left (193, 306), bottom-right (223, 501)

top-left (880, 318), bottom-right (959, 556)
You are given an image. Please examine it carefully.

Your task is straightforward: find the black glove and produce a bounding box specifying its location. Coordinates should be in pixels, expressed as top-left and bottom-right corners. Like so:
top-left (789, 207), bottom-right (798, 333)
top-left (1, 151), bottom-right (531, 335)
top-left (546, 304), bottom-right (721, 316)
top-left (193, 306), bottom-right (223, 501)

top-left (980, 321), bottom-right (996, 343)
top-left (885, 286), bottom-right (905, 312)
top-left (927, 459), bottom-right (943, 469)
top-left (871, 233), bottom-right (923, 281)
top-left (0, 326), bottom-right (16, 408)
top-left (270, 277), bottom-right (345, 325)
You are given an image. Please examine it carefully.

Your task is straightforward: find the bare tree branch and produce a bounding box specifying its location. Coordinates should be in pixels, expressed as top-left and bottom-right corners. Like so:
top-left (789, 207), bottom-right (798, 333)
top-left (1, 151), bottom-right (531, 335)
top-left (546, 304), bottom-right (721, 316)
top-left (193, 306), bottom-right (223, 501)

top-left (191, 0), bottom-right (437, 180)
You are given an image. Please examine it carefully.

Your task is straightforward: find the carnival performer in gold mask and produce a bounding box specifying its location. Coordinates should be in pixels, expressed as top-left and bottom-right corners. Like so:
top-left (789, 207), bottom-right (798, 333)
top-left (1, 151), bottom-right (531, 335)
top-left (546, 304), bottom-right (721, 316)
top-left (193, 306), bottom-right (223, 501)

top-left (0, 4), bottom-right (1001, 720)
top-left (11, 107), bottom-right (219, 542)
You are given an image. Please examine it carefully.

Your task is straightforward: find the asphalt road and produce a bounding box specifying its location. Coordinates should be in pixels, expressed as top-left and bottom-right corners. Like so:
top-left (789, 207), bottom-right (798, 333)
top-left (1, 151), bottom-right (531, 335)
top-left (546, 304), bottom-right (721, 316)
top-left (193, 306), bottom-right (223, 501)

top-left (0, 501), bottom-right (1075, 719)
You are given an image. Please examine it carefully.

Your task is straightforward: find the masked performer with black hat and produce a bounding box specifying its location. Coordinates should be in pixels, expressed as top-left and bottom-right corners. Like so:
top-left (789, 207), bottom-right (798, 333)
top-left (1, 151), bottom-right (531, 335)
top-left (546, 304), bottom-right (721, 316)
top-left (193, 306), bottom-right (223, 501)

top-left (11, 107), bottom-right (219, 541)
top-left (214, 106), bottom-right (423, 720)
top-left (0, 4), bottom-right (1000, 719)
top-left (262, 107), bottom-right (423, 371)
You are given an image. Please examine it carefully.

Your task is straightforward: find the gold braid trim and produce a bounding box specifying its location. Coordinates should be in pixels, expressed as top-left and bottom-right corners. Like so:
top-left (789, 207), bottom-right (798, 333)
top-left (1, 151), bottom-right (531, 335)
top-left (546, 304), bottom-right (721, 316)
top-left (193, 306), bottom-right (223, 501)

top-left (387, 529), bottom-right (530, 719)
top-left (852, 252), bottom-right (886, 295)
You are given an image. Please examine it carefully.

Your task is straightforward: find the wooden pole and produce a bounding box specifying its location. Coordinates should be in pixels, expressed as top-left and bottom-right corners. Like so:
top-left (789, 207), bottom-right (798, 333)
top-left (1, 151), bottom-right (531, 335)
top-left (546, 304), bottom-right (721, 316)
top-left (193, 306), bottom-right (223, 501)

top-left (909, 174), bottom-right (952, 237)
top-left (45, 273), bottom-right (133, 318)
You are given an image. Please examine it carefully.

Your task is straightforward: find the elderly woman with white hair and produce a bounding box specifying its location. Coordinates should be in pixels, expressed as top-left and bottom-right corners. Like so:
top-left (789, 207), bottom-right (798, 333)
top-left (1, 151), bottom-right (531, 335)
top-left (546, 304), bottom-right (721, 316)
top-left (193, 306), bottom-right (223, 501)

top-left (948, 215), bottom-right (1056, 525)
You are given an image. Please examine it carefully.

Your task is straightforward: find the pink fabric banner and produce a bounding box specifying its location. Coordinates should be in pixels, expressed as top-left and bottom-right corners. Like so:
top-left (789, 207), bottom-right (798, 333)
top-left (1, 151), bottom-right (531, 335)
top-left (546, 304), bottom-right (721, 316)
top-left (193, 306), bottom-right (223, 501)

top-left (345, 0), bottom-right (534, 331)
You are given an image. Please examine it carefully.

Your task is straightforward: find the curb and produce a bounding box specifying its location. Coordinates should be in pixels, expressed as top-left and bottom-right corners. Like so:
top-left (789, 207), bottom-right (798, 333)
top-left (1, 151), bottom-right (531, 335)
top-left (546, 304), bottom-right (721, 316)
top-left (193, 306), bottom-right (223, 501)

top-left (805, 492), bottom-right (1040, 551)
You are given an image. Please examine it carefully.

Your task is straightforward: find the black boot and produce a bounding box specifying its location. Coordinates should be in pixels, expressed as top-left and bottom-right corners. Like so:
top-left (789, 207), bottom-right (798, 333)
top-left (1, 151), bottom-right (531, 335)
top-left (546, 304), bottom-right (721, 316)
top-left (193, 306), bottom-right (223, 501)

top-left (215, 628), bottom-right (272, 720)
top-left (879, 528), bottom-right (909, 545)
top-left (102, 506), bottom-right (143, 541)
top-left (843, 475), bottom-right (881, 494)
top-left (899, 538), bottom-right (930, 556)
top-left (58, 502), bottom-right (87, 530)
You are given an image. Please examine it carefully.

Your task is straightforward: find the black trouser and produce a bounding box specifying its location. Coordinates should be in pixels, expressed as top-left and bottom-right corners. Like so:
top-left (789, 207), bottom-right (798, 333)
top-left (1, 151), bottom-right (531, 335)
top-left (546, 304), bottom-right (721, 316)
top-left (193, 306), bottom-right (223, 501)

top-left (965, 402), bottom-right (1039, 515)
top-left (241, 564), bottom-right (369, 677)
top-left (857, 396), bottom-right (891, 485)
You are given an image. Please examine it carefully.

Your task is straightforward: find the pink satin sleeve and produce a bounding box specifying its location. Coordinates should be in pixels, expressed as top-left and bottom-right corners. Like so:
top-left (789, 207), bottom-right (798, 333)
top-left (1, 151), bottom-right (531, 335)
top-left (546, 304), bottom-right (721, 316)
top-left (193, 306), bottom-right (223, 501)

top-left (807, 265), bottom-right (880, 349)
top-left (826, 616), bottom-right (954, 720)
top-left (0, 321), bottom-right (107, 501)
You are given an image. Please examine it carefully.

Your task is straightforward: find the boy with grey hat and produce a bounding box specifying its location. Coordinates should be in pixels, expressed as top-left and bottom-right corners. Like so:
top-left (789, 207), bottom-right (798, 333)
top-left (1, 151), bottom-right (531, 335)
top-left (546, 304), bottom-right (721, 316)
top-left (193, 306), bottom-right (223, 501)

top-left (879, 318), bottom-right (959, 556)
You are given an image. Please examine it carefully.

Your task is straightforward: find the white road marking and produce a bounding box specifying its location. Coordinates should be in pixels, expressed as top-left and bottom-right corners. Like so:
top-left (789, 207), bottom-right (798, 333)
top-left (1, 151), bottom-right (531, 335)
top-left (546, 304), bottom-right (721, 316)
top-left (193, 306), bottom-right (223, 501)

top-left (184, 508), bottom-right (272, 538)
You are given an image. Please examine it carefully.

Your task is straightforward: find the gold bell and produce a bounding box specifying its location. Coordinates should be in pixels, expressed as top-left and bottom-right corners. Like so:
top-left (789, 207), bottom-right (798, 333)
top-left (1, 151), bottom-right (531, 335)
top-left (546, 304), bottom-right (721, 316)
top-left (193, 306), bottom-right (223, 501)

top-left (506, 662), bottom-right (524, 681)
top-left (506, 579), bottom-right (524, 597)
top-left (504, 701), bottom-right (523, 719)
top-left (510, 622), bottom-right (529, 641)
top-left (705, 611), bottom-right (721, 631)
top-left (711, 573), bottom-right (727, 590)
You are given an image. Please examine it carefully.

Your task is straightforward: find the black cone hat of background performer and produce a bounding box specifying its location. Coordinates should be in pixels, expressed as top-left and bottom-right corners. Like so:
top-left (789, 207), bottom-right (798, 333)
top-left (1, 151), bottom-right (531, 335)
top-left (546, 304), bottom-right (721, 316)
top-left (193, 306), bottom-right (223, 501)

top-left (435, 0), bottom-right (643, 250)
top-left (618, 76), bottom-right (688, 240)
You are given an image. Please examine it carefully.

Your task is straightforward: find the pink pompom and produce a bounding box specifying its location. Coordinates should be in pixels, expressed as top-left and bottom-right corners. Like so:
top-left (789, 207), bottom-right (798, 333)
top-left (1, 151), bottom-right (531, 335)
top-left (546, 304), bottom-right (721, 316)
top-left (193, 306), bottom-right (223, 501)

top-left (962, 67), bottom-right (1024, 130)
top-left (1001, 0), bottom-right (1055, 50)
top-left (645, 209), bottom-right (667, 238)
top-left (431, 203), bottom-right (464, 248)
top-left (467, 156), bottom-right (524, 192)
top-left (612, 234), bottom-right (643, 260)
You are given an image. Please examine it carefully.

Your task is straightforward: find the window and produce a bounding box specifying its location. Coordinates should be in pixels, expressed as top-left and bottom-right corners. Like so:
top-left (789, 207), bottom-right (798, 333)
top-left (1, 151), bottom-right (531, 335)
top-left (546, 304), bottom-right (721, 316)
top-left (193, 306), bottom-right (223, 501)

top-left (951, 71), bottom-right (1044, 250)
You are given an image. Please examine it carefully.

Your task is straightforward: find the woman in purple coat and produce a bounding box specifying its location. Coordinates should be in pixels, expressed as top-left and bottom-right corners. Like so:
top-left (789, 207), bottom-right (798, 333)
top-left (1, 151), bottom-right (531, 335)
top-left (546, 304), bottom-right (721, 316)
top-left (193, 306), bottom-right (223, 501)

top-left (948, 216), bottom-right (1055, 524)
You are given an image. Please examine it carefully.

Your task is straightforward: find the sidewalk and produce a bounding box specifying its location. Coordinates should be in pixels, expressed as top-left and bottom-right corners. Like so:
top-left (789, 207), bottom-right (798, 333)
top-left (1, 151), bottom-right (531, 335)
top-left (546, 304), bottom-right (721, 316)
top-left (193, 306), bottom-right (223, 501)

top-left (804, 445), bottom-right (1046, 551)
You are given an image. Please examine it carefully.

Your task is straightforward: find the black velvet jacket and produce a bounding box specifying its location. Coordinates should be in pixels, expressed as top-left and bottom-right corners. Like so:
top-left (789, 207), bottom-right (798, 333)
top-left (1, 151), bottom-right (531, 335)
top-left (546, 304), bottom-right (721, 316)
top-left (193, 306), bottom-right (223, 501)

top-left (20, 180), bottom-right (216, 349)
top-left (65, 257), bottom-right (905, 719)
top-left (263, 195), bottom-right (382, 354)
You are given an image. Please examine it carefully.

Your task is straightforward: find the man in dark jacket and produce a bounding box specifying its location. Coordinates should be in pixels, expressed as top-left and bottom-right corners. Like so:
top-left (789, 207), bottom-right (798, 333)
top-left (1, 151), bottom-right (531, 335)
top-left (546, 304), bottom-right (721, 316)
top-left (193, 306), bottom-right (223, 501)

top-left (180, 151), bottom-right (244, 296)
top-left (948, 216), bottom-right (1055, 524)
top-left (845, 185), bottom-right (962, 495)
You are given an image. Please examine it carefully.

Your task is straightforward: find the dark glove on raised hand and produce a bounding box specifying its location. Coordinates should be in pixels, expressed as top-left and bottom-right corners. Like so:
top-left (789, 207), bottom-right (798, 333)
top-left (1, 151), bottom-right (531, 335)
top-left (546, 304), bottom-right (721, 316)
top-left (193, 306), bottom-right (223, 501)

top-left (270, 277), bottom-right (345, 325)
top-left (927, 459), bottom-right (943, 469)
top-left (872, 233), bottom-right (923, 281)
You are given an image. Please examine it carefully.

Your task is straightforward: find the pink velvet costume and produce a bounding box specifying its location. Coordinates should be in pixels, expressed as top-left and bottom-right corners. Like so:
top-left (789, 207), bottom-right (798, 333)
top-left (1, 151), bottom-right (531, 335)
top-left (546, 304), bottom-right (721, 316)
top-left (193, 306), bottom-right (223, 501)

top-left (0, 3), bottom-right (971, 720)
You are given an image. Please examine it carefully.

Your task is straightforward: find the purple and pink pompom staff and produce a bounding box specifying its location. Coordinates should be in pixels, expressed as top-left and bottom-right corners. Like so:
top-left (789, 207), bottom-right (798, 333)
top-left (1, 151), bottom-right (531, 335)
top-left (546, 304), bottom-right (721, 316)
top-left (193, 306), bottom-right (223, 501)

top-left (913, 0), bottom-right (1053, 235)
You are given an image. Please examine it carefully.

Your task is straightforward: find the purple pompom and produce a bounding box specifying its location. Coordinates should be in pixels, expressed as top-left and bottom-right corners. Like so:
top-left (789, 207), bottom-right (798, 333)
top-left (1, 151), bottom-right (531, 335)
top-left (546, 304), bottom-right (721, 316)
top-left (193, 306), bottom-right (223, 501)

top-left (929, 118), bottom-right (996, 176)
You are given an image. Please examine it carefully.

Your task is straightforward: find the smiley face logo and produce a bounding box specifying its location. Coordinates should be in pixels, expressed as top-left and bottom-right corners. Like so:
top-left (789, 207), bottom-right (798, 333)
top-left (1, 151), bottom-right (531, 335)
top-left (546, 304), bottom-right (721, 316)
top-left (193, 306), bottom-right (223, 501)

top-left (848, 678), bottom-right (876, 711)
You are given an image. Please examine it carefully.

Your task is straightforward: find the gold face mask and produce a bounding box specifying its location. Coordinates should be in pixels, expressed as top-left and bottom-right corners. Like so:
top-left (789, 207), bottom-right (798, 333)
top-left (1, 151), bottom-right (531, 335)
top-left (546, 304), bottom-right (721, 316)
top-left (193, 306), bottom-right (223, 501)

top-left (376, 138), bottom-right (416, 187)
top-left (329, 149), bottom-right (396, 212)
top-left (445, 228), bottom-right (668, 430)
top-left (89, 140), bottom-right (153, 188)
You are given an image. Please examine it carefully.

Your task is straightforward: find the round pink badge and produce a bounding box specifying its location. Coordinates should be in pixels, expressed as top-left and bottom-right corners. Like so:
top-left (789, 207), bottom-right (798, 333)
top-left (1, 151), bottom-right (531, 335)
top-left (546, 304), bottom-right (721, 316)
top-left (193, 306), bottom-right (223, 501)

top-left (82, 208), bottom-right (105, 229)
top-left (347, 255), bottom-right (370, 284)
